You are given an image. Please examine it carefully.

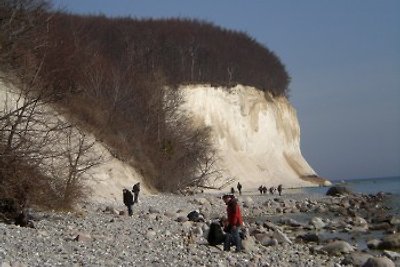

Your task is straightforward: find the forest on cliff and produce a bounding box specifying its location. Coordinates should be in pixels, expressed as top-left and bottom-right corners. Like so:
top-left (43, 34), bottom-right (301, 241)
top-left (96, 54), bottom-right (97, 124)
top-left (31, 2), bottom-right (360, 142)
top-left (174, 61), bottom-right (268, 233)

top-left (0, 0), bottom-right (290, 210)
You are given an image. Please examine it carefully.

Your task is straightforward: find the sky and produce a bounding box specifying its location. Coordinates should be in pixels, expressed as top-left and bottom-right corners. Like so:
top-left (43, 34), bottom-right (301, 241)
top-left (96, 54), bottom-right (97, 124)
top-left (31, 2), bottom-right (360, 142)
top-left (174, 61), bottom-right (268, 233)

top-left (50, 0), bottom-right (400, 181)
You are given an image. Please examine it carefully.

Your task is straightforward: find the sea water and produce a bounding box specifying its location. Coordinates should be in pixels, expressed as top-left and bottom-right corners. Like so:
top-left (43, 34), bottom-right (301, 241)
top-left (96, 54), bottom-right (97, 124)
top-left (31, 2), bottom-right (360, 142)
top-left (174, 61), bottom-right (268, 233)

top-left (303, 176), bottom-right (400, 215)
top-left (301, 176), bottom-right (399, 250)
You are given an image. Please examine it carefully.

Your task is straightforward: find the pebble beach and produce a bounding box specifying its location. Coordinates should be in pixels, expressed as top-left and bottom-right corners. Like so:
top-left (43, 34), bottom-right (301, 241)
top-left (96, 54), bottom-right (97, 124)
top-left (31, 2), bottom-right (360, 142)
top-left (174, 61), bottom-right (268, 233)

top-left (1, 189), bottom-right (399, 267)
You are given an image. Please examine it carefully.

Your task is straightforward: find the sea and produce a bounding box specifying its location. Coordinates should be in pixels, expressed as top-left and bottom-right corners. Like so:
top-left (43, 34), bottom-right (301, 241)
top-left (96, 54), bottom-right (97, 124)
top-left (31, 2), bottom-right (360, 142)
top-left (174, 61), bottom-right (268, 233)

top-left (285, 176), bottom-right (399, 250)
top-left (303, 176), bottom-right (400, 215)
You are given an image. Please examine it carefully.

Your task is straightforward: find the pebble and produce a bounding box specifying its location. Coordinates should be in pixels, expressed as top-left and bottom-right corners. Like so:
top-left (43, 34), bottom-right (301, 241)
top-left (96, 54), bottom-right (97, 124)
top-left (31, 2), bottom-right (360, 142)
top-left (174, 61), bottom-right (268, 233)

top-left (0, 191), bottom-right (393, 266)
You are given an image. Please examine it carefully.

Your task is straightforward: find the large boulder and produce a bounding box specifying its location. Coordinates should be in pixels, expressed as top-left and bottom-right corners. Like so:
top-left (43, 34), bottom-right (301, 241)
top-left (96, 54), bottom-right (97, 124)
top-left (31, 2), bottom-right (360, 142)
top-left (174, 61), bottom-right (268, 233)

top-left (342, 252), bottom-right (373, 266)
top-left (326, 186), bottom-right (353, 197)
top-left (378, 233), bottom-right (400, 250)
top-left (362, 257), bottom-right (395, 267)
top-left (320, 240), bottom-right (355, 255)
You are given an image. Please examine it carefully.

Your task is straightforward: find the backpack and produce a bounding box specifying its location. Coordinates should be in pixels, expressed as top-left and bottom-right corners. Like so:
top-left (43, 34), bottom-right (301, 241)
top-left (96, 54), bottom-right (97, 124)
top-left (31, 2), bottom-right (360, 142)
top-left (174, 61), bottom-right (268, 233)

top-left (207, 221), bottom-right (226, 246)
top-left (187, 210), bottom-right (204, 222)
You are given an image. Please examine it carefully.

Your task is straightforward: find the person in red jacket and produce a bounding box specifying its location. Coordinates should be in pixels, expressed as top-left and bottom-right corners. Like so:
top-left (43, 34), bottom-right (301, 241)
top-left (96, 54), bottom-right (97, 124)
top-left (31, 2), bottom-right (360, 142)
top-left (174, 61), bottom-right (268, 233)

top-left (222, 194), bottom-right (243, 252)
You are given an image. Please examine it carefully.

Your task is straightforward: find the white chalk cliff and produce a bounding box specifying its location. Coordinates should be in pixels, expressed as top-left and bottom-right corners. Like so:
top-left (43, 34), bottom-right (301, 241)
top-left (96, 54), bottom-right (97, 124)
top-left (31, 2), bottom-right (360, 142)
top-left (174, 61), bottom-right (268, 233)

top-left (1, 80), bottom-right (328, 204)
top-left (181, 85), bottom-right (326, 189)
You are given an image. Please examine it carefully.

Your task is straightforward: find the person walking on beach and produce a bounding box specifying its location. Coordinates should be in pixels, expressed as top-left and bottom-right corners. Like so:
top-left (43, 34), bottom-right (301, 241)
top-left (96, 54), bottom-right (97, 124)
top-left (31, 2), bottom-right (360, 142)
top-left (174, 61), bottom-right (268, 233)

top-left (230, 187), bottom-right (235, 194)
top-left (269, 186), bottom-right (275, 195)
top-left (237, 182), bottom-right (242, 195)
top-left (123, 188), bottom-right (134, 216)
top-left (132, 182), bottom-right (141, 204)
top-left (262, 186), bottom-right (267, 195)
top-left (258, 185), bottom-right (263, 195)
top-left (222, 194), bottom-right (243, 252)
top-left (277, 184), bottom-right (283, 196)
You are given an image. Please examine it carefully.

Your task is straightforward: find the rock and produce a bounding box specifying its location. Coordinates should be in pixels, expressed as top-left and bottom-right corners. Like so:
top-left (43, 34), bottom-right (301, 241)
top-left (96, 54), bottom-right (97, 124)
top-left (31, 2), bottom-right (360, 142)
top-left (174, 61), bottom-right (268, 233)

top-left (369, 222), bottom-right (392, 231)
top-left (242, 236), bottom-right (257, 253)
top-left (1, 262), bottom-right (27, 267)
top-left (361, 257), bottom-right (395, 267)
top-left (389, 216), bottom-right (400, 226)
top-left (310, 217), bottom-right (326, 230)
top-left (74, 233), bottom-right (92, 242)
top-left (320, 240), bottom-right (355, 255)
top-left (281, 218), bottom-right (304, 228)
top-left (254, 233), bottom-right (270, 244)
top-left (342, 252), bottom-right (373, 266)
top-left (326, 186), bottom-right (353, 197)
top-left (242, 197), bottom-right (254, 208)
top-left (383, 250), bottom-right (400, 261)
top-left (176, 216), bottom-right (189, 222)
top-left (351, 216), bottom-right (369, 228)
top-left (314, 206), bottom-right (328, 213)
top-left (296, 233), bottom-right (320, 243)
top-left (378, 233), bottom-right (400, 250)
top-left (262, 238), bottom-right (278, 247)
top-left (263, 221), bottom-right (281, 231)
top-left (191, 226), bottom-right (203, 237)
top-left (367, 239), bottom-right (381, 249)
top-left (146, 230), bottom-right (157, 239)
top-left (148, 206), bottom-right (161, 214)
top-left (104, 206), bottom-right (119, 215)
top-left (273, 229), bottom-right (292, 244)
top-left (164, 211), bottom-right (177, 219)
top-left (192, 197), bottom-right (209, 205)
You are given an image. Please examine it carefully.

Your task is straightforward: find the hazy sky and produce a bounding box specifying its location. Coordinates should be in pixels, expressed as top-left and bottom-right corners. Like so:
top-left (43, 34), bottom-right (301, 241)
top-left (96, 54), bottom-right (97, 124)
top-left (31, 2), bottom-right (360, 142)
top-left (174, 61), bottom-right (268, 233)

top-left (51, 0), bottom-right (400, 181)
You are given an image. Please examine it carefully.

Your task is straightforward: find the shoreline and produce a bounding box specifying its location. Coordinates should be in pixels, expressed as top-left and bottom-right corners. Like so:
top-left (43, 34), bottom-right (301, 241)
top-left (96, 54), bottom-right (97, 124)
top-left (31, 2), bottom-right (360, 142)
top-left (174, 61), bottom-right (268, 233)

top-left (1, 189), bottom-right (399, 266)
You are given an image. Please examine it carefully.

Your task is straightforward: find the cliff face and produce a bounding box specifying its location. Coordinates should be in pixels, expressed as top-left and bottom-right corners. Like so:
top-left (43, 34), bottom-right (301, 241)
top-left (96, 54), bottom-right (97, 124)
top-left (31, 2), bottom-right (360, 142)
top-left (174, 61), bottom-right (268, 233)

top-left (181, 85), bottom-right (325, 189)
top-left (1, 80), bottom-right (327, 204)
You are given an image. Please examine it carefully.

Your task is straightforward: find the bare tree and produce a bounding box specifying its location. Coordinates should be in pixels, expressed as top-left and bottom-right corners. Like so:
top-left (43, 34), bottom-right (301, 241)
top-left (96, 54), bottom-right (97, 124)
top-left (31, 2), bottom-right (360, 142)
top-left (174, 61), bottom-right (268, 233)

top-left (0, 85), bottom-right (102, 209)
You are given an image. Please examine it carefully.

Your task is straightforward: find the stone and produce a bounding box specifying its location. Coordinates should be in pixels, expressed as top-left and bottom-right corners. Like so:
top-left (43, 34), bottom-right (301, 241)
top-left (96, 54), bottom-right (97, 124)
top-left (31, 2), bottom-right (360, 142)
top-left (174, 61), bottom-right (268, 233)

top-left (191, 226), bottom-right (203, 237)
top-left (74, 233), bottom-right (92, 242)
top-left (254, 233), bottom-right (270, 244)
top-left (281, 218), bottom-right (304, 228)
top-left (383, 250), bottom-right (400, 261)
top-left (146, 230), bottom-right (157, 239)
top-left (242, 197), bottom-right (254, 208)
top-left (310, 217), bottom-right (326, 230)
top-left (342, 252), bottom-right (373, 266)
top-left (296, 233), bottom-right (319, 243)
top-left (326, 186), bottom-right (353, 197)
top-left (192, 198), bottom-right (209, 205)
top-left (351, 216), bottom-right (368, 228)
top-left (163, 211), bottom-right (176, 219)
top-left (378, 233), bottom-right (400, 250)
top-left (148, 206), bottom-right (161, 214)
top-left (273, 229), bottom-right (292, 244)
top-left (242, 236), bottom-right (257, 253)
top-left (320, 240), bottom-right (354, 255)
top-left (176, 216), bottom-right (188, 222)
top-left (367, 239), bottom-right (381, 249)
top-left (361, 257), bottom-right (395, 267)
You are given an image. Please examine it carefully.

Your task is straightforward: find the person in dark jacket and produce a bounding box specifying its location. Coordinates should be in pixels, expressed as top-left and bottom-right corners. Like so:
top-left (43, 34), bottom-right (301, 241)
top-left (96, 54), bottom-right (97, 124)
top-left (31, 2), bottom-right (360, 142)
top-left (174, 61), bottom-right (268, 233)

top-left (237, 182), bottom-right (242, 195)
top-left (258, 185), bottom-right (263, 195)
top-left (262, 186), bottom-right (268, 195)
top-left (277, 184), bottom-right (283, 196)
top-left (123, 188), bottom-right (134, 216)
top-left (132, 182), bottom-right (141, 204)
top-left (222, 194), bottom-right (243, 252)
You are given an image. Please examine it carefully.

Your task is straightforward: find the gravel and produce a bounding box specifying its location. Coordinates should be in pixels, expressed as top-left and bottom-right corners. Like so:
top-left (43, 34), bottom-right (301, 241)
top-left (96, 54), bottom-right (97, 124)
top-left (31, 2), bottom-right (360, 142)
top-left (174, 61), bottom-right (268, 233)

top-left (1, 191), bottom-right (346, 267)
